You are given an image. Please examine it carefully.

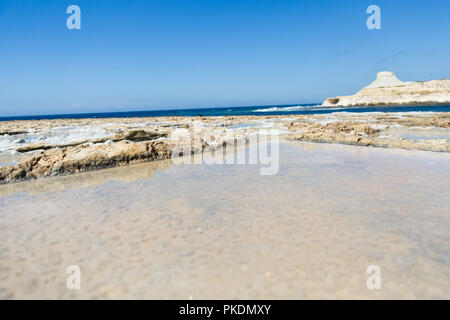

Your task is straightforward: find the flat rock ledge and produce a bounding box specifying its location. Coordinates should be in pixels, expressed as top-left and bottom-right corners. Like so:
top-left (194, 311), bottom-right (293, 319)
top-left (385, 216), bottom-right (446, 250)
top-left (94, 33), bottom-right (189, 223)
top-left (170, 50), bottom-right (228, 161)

top-left (0, 127), bottom-right (249, 184)
top-left (285, 119), bottom-right (450, 152)
top-left (0, 140), bottom-right (174, 183)
top-left (287, 130), bottom-right (450, 153)
top-left (1, 113), bottom-right (449, 183)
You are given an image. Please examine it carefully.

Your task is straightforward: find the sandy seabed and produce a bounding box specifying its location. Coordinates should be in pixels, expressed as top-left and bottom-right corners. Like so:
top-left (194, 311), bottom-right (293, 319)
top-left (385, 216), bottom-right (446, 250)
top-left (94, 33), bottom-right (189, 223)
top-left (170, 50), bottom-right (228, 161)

top-left (0, 141), bottom-right (449, 299)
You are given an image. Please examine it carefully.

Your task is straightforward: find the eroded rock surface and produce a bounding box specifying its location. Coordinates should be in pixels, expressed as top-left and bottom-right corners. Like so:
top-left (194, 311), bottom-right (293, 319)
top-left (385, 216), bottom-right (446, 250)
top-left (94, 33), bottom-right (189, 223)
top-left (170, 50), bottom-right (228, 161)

top-left (0, 112), bottom-right (449, 183)
top-left (0, 140), bottom-right (173, 183)
top-left (284, 112), bottom-right (450, 152)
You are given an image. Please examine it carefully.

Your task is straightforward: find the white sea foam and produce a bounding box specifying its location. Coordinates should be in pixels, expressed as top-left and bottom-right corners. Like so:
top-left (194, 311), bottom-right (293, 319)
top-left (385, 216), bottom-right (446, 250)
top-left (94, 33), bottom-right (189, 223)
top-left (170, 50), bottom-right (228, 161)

top-left (253, 105), bottom-right (322, 112)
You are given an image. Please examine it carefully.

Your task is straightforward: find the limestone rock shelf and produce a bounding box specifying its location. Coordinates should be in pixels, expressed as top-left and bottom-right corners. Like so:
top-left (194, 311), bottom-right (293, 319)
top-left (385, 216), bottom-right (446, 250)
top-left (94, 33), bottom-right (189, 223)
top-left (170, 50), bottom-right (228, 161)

top-left (1, 112), bottom-right (449, 183)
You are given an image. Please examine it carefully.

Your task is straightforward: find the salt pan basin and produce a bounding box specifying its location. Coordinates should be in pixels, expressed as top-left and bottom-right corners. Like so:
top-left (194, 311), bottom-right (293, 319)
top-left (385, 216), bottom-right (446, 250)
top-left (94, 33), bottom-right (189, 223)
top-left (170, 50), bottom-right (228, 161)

top-left (0, 141), bottom-right (449, 299)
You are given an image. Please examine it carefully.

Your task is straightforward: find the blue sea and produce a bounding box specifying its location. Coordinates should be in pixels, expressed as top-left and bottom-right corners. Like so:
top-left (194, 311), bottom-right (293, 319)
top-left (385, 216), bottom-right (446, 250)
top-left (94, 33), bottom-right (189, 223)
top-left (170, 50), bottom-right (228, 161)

top-left (1, 104), bottom-right (450, 121)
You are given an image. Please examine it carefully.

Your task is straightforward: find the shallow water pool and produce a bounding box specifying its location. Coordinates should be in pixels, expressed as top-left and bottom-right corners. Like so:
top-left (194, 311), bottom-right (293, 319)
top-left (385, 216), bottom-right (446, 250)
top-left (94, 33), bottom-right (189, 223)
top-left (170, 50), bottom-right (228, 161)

top-left (0, 141), bottom-right (449, 299)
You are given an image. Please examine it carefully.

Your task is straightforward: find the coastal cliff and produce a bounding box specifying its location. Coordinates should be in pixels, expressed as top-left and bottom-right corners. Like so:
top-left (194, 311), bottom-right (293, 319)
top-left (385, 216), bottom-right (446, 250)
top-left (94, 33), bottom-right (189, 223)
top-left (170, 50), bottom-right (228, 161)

top-left (322, 71), bottom-right (450, 107)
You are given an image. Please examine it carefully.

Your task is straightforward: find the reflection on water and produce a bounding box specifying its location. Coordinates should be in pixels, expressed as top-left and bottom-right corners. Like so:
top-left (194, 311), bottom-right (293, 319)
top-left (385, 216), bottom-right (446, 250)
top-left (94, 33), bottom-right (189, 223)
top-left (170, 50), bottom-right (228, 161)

top-left (0, 141), bottom-right (449, 299)
top-left (0, 151), bottom-right (22, 167)
top-left (380, 127), bottom-right (450, 141)
top-left (0, 158), bottom-right (174, 196)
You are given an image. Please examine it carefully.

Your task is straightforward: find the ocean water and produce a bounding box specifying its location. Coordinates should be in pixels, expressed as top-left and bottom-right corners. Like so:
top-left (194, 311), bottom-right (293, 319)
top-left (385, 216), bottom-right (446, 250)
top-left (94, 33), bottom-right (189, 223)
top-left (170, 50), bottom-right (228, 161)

top-left (1, 141), bottom-right (449, 299)
top-left (1, 104), bottom-right (450, 121)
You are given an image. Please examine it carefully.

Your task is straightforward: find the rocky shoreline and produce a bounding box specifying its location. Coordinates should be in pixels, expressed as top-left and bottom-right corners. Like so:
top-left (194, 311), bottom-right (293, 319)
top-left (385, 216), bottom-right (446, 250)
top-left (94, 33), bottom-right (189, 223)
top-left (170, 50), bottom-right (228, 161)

top-left (0, 112), bottom-right (449, 183)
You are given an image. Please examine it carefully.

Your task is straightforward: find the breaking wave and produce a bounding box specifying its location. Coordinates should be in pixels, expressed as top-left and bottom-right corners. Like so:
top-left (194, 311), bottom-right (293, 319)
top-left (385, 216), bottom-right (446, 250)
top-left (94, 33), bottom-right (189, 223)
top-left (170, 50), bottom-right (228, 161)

top-left (253, 105), bottom-right (322, 112)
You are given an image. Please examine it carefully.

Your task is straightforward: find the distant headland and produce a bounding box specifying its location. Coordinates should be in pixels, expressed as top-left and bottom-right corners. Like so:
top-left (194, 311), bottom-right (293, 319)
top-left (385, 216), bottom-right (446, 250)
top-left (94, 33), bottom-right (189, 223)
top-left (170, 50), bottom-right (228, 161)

top-left (322, 71), bottom-right (450, 107)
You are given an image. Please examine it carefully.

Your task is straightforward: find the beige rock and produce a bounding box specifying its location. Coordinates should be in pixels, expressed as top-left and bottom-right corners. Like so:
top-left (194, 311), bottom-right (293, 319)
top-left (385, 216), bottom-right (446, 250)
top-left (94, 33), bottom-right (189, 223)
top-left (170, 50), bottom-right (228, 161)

top-left (1, 112), bottom-right (449, 183)
top-left (0, 140), bottom-right (175, 183)
top-left (112, 130), bottom-right (167, 142)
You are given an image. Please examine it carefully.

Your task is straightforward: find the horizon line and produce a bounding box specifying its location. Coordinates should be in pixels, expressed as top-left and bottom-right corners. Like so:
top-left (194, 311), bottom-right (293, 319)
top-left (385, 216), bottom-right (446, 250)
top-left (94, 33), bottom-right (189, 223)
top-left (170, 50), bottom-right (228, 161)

top-left (0, 102), bottom-right (321, 119)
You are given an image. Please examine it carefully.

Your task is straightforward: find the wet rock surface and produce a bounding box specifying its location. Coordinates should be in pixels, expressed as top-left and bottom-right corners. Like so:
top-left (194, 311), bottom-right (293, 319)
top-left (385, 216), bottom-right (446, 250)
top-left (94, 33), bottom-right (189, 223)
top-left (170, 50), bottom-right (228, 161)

top-left (0, 112), bottom-right (449, 183)
top-left (113, 130), bottom-right (168, 142)
top-left (0, 140), bottom-right (174, 183)
top-left (285, 112), bottom-right (450, 152)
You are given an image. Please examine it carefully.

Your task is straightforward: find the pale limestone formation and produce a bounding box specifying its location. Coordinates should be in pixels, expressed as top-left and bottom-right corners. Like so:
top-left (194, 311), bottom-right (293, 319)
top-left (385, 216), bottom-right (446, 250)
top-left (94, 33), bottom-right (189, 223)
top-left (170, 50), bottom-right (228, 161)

top-left (365, 71), bottom-right (409, 88)
top-left (322, 71), bottom-right (450, 107)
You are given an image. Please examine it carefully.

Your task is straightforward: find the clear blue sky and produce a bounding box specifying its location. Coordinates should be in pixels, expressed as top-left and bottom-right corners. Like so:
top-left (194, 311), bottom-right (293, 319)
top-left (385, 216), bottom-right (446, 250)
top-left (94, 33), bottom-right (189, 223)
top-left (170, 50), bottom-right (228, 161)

top-left (0, 0), bottom-right (449, 116)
